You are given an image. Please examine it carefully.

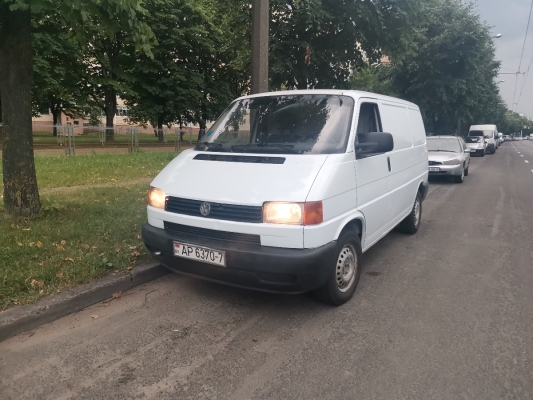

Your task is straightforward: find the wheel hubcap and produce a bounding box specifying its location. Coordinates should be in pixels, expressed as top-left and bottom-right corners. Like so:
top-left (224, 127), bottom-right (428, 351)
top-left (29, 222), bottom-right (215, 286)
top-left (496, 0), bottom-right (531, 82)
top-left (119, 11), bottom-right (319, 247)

top-left (336, 245), bottom-right (357, 292)
top-left (413, 198), bottom-right (421, 227)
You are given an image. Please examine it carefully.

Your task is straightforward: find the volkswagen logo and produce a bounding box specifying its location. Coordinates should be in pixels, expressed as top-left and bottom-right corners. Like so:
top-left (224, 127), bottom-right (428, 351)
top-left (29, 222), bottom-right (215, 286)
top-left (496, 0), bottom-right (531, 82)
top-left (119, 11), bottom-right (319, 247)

top-left (199, 202), bottom-right (211, 216)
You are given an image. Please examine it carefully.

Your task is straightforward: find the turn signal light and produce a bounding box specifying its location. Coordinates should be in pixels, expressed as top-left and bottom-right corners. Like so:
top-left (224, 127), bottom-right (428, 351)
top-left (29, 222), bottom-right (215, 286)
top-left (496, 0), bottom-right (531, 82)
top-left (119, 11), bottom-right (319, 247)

top-left (303, 202), bottom-right (323, 225)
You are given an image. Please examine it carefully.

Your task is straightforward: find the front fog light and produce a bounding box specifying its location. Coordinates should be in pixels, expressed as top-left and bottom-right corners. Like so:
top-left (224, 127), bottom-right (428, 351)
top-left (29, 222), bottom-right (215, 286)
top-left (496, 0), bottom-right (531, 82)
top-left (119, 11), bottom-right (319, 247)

top-left (148, 186), bottom-right (166, 209)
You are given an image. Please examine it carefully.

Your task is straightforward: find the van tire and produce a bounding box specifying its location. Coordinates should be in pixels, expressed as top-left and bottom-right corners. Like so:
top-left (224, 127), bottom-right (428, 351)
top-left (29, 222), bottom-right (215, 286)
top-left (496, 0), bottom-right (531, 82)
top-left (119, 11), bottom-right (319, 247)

top-left (398, 193), bottom-right (422, 234)
top-left (481, 150), bottom-right (485, 157)
top-left (312, 232), bottom-right (362, 306)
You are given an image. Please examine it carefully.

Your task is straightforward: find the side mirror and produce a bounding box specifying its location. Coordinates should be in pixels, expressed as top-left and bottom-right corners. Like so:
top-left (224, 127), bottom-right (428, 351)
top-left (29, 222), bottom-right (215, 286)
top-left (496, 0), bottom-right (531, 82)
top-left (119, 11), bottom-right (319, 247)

top-left (356, 132), bottom-right (394, 158)
top-left (465, 148), bottom-right (471, 153)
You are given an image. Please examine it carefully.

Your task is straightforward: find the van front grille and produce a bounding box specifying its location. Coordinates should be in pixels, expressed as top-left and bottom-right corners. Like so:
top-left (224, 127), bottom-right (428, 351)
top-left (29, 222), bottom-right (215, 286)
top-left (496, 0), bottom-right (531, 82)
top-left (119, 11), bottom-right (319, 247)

top-left (164, 221), bottom-right (261, 246)
top-left (165, 197), bottom-right (263, 223)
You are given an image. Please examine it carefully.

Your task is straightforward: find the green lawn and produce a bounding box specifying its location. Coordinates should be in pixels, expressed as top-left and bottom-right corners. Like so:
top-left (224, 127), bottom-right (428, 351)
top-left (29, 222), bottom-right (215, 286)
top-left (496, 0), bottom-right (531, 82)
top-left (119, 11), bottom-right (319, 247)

top-left (32, 130), bottom-right (199, 145)
top-left (0, 152), bottom-right (178, 310)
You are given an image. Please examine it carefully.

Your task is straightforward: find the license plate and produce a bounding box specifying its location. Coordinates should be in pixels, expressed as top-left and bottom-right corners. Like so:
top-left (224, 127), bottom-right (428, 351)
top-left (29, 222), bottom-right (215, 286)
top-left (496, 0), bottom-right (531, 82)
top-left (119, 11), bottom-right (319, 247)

top-left (173, 242), bottom-right (226, 267)
top-left (429, 167), bottom-right (440, 172)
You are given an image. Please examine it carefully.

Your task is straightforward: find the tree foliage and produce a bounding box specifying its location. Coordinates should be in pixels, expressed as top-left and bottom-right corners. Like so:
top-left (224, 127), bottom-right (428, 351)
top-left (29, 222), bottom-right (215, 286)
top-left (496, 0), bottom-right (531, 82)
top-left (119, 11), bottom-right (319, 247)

top-left (269, 0), bottom-right (427, 90)
top-left (32, 14), bottom-right (85, 135)
top-left (386, 0), bottom-right (502, 134)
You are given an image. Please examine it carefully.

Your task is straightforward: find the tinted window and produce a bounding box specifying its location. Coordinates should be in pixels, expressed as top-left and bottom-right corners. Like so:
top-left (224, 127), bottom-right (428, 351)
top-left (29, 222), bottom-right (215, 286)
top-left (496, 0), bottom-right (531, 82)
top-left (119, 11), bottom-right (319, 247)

top-left (470, 130), bottom-right (494, 138)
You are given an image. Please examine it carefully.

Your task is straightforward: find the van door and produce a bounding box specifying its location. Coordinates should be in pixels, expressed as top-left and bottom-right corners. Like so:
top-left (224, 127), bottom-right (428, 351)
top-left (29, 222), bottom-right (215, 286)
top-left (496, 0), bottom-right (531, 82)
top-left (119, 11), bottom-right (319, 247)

top-left (354, 100), bottom-right (391, 248)
top-left (380, 102), bottom-right (415, 224)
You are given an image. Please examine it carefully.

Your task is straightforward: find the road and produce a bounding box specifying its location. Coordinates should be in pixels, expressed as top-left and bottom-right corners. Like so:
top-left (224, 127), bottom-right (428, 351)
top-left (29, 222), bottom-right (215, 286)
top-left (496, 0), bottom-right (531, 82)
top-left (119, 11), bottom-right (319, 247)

top-left (1, 141), bottom-right (533, 400)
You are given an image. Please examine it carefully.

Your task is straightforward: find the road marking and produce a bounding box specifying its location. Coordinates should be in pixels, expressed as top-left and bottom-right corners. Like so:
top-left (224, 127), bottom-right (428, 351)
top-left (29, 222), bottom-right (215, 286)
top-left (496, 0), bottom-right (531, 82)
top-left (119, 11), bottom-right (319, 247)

top-left (526, 160), bottom-right (530, 164)
top-left (521, 155), bottom-right (524, 157)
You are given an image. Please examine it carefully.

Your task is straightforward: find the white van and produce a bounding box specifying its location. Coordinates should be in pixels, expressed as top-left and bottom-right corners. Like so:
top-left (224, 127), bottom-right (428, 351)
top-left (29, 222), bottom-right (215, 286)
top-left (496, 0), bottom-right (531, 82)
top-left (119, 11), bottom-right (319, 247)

top-left (142, 90), bottom-right (429, 305)
top-left (468, 124), bottom-right (498, 154)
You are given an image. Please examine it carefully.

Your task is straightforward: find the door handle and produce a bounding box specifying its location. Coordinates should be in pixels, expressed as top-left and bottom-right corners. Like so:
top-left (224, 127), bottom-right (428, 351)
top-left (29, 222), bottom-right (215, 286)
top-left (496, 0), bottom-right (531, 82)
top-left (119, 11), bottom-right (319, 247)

top-left (387, 156), bottom-right (391, 172)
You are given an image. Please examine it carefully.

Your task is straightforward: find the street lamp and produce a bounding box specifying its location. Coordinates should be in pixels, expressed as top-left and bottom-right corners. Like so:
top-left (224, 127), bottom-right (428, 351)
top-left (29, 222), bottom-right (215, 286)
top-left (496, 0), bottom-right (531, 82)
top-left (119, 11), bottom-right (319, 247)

top-left (497, 80), bottom-right (505, 84)
top-left (493, 33), bottom-right (502, 39)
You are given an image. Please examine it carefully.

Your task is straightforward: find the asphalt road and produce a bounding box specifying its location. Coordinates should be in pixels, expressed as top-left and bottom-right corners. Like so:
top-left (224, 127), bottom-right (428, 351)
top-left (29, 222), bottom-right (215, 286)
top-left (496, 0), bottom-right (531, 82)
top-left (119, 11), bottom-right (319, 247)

top-left (2, 141), bottom-right (533, 400)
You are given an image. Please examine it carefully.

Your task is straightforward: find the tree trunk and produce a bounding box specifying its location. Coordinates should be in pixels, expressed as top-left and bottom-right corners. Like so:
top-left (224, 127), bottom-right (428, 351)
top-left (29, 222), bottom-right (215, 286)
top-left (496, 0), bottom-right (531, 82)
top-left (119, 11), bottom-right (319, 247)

top-left (0, 8), bottom-right (41, 216)
top-left (157, 115), bottom-right (164, 143)
top-left (51, 104), bottom-right (61, 137)
top-left (104, 86), bottom-right (116, 141)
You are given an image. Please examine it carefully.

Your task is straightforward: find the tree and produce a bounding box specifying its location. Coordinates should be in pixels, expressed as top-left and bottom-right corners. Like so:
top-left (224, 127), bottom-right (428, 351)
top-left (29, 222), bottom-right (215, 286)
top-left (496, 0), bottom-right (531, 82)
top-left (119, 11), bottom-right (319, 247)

top-left (124, 0), bottom-right (211, 142)
top-left (32, 14), bottom-right (84, 136)
top-left (269, 0), bottom-right (427, 90)
top-left (0, 0), bottom-right (153, 216)
top-left (348, 65), bottom-right (398, 97)
top-left (387, 0), bottom-right (501, 134)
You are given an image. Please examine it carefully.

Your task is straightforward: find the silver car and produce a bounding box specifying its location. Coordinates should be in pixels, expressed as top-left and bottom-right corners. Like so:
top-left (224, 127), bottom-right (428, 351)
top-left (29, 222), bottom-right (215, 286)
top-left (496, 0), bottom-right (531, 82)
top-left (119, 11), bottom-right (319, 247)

top-left (465, 136), bottom-right (486, 157)
top-left (427, 136), bottom-right (471, 183)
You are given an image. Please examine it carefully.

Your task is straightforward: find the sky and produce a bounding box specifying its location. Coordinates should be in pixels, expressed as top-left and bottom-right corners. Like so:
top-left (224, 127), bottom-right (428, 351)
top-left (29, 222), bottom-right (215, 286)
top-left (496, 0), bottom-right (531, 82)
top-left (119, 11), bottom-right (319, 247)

top-left (475, 0), bottom-right (533, 119)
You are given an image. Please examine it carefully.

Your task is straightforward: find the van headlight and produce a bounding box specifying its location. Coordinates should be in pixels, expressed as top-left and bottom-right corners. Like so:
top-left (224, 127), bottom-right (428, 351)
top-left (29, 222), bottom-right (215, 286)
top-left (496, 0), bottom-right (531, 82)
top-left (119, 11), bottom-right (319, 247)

top-left (263, 201), bottom-right (323, 225)
top-left (442, 158), bottom-right (461, 165)
top-left (148, 186), bottom-right (166, 209)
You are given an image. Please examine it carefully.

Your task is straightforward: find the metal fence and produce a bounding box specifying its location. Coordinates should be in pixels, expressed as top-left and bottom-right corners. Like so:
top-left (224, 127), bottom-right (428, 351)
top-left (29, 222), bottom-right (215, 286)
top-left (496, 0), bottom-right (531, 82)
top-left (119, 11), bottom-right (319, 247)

top-left (31, 124), bottom-right (197, 156)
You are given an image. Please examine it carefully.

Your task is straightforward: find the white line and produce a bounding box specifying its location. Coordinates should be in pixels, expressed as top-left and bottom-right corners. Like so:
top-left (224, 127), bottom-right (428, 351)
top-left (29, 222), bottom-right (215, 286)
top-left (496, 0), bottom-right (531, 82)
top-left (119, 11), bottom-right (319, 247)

top-left (526, 160), bottom-right (530, 164)
top-left (521, 155), bottom-right (524, 157)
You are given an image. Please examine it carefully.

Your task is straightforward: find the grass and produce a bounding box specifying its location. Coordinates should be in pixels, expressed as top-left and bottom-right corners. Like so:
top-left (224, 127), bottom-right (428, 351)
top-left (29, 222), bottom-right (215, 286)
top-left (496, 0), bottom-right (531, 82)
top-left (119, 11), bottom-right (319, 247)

top-left (32, 131), bottom-right (199, 145)
top-left (0, 152), bottom-right (179, 310)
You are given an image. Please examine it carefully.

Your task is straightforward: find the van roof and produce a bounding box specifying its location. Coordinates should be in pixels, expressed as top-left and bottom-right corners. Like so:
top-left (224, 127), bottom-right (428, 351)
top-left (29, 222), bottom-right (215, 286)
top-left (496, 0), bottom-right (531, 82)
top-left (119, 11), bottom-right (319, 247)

top-left (469, 124), bottom-right (497, 130)
top-left (237, 89), bottom-right (420, 110)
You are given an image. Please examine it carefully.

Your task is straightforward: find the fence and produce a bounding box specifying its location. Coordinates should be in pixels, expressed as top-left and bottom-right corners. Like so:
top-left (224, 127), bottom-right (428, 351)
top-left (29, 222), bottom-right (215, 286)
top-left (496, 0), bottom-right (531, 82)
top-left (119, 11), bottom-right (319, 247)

top-left (31, 124), bottom-right (198, 155)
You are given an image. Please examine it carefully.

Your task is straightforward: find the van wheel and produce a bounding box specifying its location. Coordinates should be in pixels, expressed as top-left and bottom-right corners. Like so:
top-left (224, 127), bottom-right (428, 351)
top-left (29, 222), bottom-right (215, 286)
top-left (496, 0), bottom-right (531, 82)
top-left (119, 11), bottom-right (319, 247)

top-left (312, 232), bottom-right (362, 306)
top-left (481, 150), bottom-right (485, 157)
top-left (398, 193), bottom-right (422, 234)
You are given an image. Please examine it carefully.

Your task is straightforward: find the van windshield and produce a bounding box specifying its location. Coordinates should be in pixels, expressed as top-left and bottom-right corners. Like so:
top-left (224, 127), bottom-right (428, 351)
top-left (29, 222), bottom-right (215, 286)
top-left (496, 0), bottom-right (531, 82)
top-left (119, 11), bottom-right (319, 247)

top-left (470, 130), bottom-right (494, 138)
top-left (195, 95), bottom-right (354, 154)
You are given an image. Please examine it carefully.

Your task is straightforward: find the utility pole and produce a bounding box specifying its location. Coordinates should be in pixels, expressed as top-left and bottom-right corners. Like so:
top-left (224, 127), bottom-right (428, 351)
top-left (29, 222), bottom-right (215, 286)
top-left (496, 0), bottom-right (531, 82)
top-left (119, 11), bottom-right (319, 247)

top-left (251, 0), bottom-right (269, 94)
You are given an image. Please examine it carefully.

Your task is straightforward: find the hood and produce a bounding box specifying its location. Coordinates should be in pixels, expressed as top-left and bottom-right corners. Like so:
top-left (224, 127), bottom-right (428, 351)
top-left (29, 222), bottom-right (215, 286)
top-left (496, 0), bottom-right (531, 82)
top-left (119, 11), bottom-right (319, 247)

top-left (150, 150), bottom-right (329, 206)
top-left (428, 151), bottom-right (461, 162)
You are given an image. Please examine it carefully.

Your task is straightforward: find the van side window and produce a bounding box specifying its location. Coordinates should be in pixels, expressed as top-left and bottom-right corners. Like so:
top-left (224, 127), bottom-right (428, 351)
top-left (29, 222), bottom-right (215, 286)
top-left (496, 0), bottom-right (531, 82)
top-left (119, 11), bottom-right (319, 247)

top-left (355, 103), bottom-right (383, 157)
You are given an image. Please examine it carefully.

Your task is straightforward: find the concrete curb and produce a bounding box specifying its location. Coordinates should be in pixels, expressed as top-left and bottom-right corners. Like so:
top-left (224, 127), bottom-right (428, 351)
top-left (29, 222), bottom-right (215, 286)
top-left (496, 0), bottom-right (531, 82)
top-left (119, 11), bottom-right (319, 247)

top-left (0, 261), bottom-right (170, 342)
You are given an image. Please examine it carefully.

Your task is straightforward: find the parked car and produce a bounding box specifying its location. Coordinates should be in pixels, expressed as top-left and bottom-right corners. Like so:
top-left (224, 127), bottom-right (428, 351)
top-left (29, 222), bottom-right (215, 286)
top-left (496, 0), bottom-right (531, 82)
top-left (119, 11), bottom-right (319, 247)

top-left (427, 136), bottom-right (470, 183)
top-left (504, 135), bottom-right (510, 142)
top-left (465, 136), bottom-right (486, 156)
top-left (468, 124), bottom-right (498, 153)
top-left (142, 90), bottom-right (429, 305)
top-left (497, 132), bottom-right (504, 145)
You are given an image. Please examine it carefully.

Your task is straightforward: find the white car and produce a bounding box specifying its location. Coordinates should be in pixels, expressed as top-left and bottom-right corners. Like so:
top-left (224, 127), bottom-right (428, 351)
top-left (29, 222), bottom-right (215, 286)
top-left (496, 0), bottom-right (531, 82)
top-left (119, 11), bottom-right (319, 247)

top-left (465, 136), bottom-right (487, 156)
top-left (143, 90), bottom-right (429, 305)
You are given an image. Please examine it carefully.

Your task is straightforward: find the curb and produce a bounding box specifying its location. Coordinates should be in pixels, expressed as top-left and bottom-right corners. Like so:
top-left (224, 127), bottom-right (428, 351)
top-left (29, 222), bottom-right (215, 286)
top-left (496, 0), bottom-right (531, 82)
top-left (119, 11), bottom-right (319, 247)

top-left (0, 261), bottom-right (170, 342)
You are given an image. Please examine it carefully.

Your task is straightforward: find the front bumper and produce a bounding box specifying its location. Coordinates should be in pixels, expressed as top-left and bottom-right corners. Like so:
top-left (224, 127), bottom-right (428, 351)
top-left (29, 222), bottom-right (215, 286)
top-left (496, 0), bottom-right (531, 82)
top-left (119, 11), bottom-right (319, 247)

top-left (487, 143), bottom-right (496, 152)
top-left (428, 163), bottom-right (463, 176)
top-left (141, 223), bottom-right (335, 294)
top-left (468, 148), bottom-right (485, 155)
